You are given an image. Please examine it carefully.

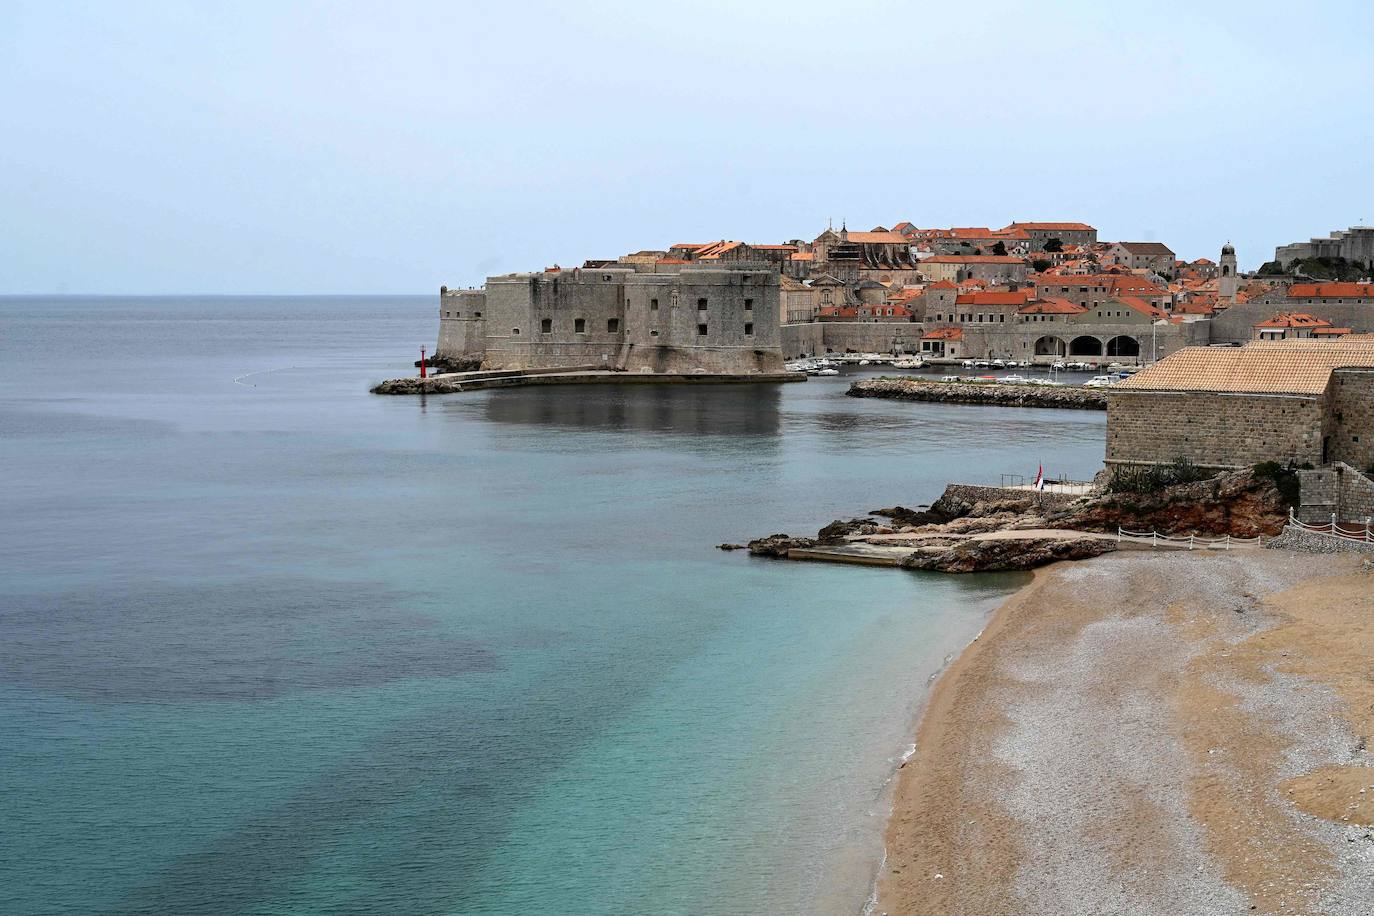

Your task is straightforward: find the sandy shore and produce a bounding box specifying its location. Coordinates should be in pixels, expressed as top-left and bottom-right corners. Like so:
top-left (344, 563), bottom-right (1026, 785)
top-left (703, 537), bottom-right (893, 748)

top-left (875, 550), bottom-right (1374, 915)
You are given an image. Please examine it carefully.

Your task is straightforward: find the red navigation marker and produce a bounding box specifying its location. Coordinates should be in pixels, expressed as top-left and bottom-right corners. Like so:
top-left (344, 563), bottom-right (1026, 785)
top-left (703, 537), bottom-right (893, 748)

top-left (420, 347), bottom-right (427, 378)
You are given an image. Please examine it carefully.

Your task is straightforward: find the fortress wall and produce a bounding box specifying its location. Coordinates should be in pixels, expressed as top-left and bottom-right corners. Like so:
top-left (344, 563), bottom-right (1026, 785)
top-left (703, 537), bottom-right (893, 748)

top-left (620, 269), bottom-right (783, 374)
top-left (1329, 368), bottom-right (1374, 469)
top-left (482, 272), bottom-right (630, 370)
top-left (437, 290), bottom-right (487, 359)
top-left (1210, 299), bottom-right (1374, 344)
top-left (1105, 390), bottom-right (1325, 469)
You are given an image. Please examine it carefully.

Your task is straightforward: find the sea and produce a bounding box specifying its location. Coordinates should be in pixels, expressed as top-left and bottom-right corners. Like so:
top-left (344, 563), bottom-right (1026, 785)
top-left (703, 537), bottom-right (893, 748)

top-left (0, 296), bottom-right (1107, 915)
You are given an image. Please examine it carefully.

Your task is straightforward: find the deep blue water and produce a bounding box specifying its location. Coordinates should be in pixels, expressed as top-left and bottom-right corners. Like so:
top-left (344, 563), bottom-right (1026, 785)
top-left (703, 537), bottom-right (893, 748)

top-left (0, 297), bottom-right (1107, 915)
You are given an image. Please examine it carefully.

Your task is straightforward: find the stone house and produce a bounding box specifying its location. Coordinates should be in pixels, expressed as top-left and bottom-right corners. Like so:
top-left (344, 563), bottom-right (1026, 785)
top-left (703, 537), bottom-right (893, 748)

top-left (918, 255), bottom-right (1028, 285)
top-left (1108, 242), bottom-right (1177, 276)
top-left (1003, 221), bottom-right (1098, 249)
top-left (1032, 274), bottom-right (1172, 312)
top-left (1105, 340), bottom-right (1374, 471)
top-left (779, 275), bottom-right (821, 325)
top-left (1252, 313), bottom-right (1351, 341)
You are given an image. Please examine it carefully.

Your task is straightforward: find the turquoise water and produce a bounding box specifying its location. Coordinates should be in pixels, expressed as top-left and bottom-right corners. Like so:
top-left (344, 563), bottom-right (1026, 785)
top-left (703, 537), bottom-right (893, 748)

top-left (0, 297), bottom-right (1107, 915)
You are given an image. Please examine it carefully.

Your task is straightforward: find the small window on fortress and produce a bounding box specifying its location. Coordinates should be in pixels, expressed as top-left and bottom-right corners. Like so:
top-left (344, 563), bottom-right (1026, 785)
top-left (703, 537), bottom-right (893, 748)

top-left (650, 298), bottom-right (659, 311)
top-left (744, 298), bottom-right (753, 311)
top-left (512, 328), bottom-right (521, 335)
top-left (697, 298), bottom-right (708, 311)
top-left (697, 323), bottom-right (708, 336)
top-left (574, 318), bottom-right (586, 333)
top-left (650, 329), bottom-right (660, 337)
top-left (475, 311), bottom-right (482, 318)
top-left (607, 318), bottom-right (620, 333)
top-left (541, 318), bottom-right (552, 333)
top-left (744, 322), bottom-right (754, 336)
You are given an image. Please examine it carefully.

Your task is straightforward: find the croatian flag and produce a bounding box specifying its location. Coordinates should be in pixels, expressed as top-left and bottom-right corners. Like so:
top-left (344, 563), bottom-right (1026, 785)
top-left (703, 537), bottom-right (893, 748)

top-left (1034, 464), bottom-right (1045, 491)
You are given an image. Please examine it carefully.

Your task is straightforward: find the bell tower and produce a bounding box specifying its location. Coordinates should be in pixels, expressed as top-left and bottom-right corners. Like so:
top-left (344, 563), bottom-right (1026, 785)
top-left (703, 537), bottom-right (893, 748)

top-left (1218, 243), bottom-right (1238, 305)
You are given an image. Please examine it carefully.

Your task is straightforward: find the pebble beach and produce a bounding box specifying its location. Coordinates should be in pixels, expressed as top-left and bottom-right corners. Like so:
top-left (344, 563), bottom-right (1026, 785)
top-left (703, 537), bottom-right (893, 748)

top-left (875, 550), bottom-right (1374, 915)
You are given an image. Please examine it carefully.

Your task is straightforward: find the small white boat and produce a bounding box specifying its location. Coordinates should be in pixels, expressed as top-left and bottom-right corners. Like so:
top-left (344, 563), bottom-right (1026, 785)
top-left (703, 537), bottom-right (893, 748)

top-left (997, 374), bottom-right (1027, 384)
top-left (814, 367), bottom-right (840, 376)
top-left (940, 375), bottom-right (961, 382)
top-left (892, 357), bottom-right (924, 369)
top-left (1051, 361), bottom-right (1067, 371)
top-left (858, 359), bottom-right (871, 366)
top-left (961, 359), bottom-right (975, 368)
top-left (1083, 375), bottom-right (1115, 388)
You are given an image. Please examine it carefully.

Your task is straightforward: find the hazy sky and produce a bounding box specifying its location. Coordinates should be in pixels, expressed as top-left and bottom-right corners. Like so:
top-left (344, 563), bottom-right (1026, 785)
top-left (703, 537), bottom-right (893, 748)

top-left (4, 0), bottom-right (1373, 294)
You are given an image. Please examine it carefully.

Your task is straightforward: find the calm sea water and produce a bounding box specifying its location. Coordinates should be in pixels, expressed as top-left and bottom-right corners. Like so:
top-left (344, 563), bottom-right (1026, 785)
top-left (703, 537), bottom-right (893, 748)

top-left (0, 297), bottom-right (1106, 915)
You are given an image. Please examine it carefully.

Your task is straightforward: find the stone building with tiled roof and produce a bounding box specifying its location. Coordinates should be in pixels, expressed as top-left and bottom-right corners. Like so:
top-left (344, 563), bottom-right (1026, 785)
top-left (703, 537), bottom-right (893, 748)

top-left (1105, 340), bottom-right (1374, 471)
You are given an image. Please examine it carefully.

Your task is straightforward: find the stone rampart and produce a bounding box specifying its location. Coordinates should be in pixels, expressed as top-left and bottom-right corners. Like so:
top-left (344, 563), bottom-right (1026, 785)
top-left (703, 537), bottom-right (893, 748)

top-left (1105, 390), bottom-right (1324, 469)
top-left (1298, 463), bottom-right (1374, 524)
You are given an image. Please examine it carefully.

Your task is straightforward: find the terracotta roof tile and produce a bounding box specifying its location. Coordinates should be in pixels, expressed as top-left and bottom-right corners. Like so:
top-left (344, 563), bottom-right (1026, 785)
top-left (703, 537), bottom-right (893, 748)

top-left (1115, 340), bottom-right (1374, 395)
top-left (1288, 282), bottom-right (1374, 298)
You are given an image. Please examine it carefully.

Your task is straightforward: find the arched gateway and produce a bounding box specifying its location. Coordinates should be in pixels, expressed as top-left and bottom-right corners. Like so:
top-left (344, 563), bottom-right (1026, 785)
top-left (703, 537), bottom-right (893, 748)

top-left (1069, 335), bottom-right (1104, 356)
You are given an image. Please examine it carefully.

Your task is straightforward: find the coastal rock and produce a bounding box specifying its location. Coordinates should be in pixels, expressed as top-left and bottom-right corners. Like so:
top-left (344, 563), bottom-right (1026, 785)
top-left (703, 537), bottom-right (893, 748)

top-left (817, 518), bottom-right (880, 542)
top-left (901, 535), bottom-right (1117, 573)
top-left (1048, 468), bottom-right (1288, 537)
top-left (847, 378), bottom-right (1107, 410)
top-left (371, 376), bottom-right (466, 395)
top-left (871, 505), bottom-right (950, 528)
top-left (717, 543), bottom-right (745, 551)
top-left (746, 534), bottom-right (816, 558)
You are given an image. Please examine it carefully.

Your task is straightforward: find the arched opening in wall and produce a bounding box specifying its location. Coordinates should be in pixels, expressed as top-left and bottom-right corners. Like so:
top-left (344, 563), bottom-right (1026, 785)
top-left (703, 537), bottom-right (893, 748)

top-left (1069, 335), bottom-right (1103, 356)
top-left (1106, 335), bottom-right (1140, 357)
top-left (1033, 336), bottom-right (1067, 356)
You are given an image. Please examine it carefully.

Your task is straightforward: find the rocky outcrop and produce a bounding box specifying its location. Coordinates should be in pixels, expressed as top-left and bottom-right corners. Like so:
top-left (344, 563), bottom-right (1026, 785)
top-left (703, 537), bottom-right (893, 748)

top-left (1046, 469), bottom-right (1288, 537)
top-left (848, 378), bottom-right (1107, 409)
top-left (372, 376), bottom-right (469, 395)
top-left (746, 534), bottom-right (816, 557)
top-left (901, 536), bottom-right (1117, 573)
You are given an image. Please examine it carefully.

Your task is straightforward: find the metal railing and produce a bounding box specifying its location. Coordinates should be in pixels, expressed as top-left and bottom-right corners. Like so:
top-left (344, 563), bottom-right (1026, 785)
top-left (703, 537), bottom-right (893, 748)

top-left (1286, 509), bottom-right (1374, 543)
top-left (1116, 527), bottom-right (1265, 550)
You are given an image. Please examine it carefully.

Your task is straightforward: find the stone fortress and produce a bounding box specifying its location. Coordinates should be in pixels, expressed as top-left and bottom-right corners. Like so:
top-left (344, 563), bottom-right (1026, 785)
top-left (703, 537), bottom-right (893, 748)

top-left (438, 266), bottom-right (783, 375)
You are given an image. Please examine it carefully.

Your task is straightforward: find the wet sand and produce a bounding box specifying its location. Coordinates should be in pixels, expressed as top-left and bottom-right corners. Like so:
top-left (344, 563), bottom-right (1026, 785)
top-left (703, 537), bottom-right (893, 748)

top-left (875, 550), bottom-right (1374, 915)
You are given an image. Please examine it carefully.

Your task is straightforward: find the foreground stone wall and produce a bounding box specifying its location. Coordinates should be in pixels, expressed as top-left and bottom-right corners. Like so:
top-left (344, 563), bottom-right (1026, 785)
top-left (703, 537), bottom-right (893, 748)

top-left (1106, 390), bottom-right (1325, 469)
top-left (1328, 368), bottom-right (1374, 469)
top-left (1298, 463), bottom-right (1374, 524)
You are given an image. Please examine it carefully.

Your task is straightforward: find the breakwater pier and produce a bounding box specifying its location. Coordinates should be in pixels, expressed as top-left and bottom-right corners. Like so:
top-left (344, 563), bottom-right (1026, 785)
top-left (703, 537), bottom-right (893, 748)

top-left (847, 377), bottom-right (1107, 409)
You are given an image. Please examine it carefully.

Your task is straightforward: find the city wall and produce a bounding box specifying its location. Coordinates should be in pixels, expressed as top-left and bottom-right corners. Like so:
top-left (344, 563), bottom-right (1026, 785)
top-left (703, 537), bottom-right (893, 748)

top-left (1296, 463), bottom-right (1374, 524)
top-left (1105, 390), bottom-right (1326, 469)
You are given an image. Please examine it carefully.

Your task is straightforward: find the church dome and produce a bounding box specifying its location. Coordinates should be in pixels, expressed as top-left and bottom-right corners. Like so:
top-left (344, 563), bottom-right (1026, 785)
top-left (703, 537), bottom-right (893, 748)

top-left (1221, 243), bottom-right (1235, 255)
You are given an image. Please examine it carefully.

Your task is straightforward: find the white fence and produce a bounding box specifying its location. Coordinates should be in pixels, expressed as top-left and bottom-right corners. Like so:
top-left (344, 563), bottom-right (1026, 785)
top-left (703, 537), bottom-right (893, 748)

top-left (1286, 509), bottom-right (1374, 543)
top-left (1116, 527), bottom-right (1265, 550)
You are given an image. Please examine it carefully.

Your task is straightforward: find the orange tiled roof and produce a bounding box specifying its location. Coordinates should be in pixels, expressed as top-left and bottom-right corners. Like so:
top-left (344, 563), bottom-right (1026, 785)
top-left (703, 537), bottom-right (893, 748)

top-left (788, 251), bottom-right (816, 260)
top-left (1006, 221), bottom-right (1095, 231)
top-left (922, 327), bottom-right (964, 340)
top-left (1115, 296), bottom-right (1170, 320)
top-left (1115, 340), bottom-right (1374, 395)
top-left (844, 230), bottom-right (908, 244)
top-left (1254, 312), bottom-right (1332, 329)
top-left (921, 255), bottom-right (1025, 264)
top-left (1019, 298), bottom-right (1088, 315)
top-left (928, 279), bottom-right (957, 289)
top-left (1288, 282), bottom-right (1374, 298)
top-left (956, 290), bottom-right (1030, 306)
